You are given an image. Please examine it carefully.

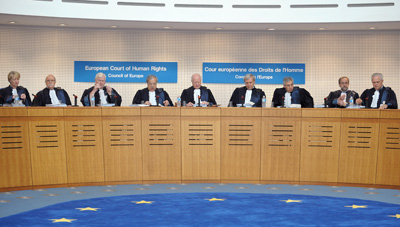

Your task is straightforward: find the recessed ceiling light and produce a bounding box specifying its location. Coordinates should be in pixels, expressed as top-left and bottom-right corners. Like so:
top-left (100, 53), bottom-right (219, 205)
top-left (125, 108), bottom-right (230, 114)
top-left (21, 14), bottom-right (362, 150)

top-left (267, 28), bottom-right (275, 31)
top-left (214, 27), bottom-right (223, 30)
top-left (369, 27), bottom-right (376, 30)
top-left (8, 21), bottom-right (16, 24)
top-left (318, 27), bottom-right (327, 30)
top-left (110, 25), bottom-right (118, 28)
top-left (162, 26), bottom-right (171, 29)
top-left (58, 23), bottom-right (66, 26)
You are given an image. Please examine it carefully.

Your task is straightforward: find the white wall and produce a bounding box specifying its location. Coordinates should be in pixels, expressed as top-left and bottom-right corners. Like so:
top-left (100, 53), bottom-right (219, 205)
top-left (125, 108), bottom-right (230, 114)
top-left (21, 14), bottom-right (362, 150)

top-left (1, 25), bottom-right (399, 107)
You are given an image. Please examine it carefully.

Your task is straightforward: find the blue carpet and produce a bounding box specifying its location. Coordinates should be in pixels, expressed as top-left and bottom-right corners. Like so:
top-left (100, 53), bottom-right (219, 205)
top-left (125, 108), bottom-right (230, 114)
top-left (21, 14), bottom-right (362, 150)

top-left (1, 193), bottom-right (400, 226)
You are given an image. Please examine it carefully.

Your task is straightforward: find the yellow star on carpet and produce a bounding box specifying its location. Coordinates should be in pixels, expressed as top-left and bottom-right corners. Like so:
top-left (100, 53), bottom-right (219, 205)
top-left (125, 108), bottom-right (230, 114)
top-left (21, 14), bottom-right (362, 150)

top-left (281, 199), bottom-right (302, 203)
top-left (132, 200), bottom-right (154, 204)
top-left (76, 207), bottom-right (100, 211)
top-left (49, 218), bottom-right (77, 223)
top-left (388, 214), bottom-right (400, 219)
top-left (345, 205), bottom-right (367, 209)
top-left (206, 198), bottom-right (226, 201)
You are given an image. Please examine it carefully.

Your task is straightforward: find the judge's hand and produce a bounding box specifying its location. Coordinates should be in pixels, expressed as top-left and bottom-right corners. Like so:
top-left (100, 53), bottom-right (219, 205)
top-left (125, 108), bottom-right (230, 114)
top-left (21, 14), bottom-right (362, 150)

top-left (20, 93), bottom-right (26, 100)
top-left (337, 94), bottom-right (346, 106)
top-left (356, 98), bottom-right (363, 105)
top-left (201, 101), bottom-right (209, 106)
top-left (163, 100), bottom-right (169, 106)
top-left (379, 104), bottom-right (388, 109)
top-left (91, 83), bottom-right (101, 96)
top-left (144, 101), bottom-right (151, 105)
top-left (105, 85), bottom-right (112, 95)
top-left (186, 102), bottom-right (194, 107)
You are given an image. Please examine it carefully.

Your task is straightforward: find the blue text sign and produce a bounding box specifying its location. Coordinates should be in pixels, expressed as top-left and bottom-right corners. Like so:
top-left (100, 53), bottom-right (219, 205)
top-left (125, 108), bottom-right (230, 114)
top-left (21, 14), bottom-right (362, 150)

top-left (74, 61), bottom-right (178, 83)
top-left (203, 63), bottom-right (305, 84)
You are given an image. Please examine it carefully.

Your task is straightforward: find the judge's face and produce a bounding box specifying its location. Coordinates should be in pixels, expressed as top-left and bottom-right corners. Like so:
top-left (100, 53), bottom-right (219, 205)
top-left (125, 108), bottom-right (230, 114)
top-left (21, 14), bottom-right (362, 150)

top-left (95, 76), bottom-right (106, 88)
top-left (339, 78), bottom-right (349, 92)
top-left (284, 81), bottom-right (294, 93)
top-left (46, 75), bottom-right (56, 90)
top-left (372, 76), bottom-right (383, 90)
top-left (244, 78), bottom-right (255, 90)
top-left (9, 77), bottom-right (19, 88)
top-left (147, 78), bottom-right (157, 91)
top-left (192, 75), bottom-right (201, 89)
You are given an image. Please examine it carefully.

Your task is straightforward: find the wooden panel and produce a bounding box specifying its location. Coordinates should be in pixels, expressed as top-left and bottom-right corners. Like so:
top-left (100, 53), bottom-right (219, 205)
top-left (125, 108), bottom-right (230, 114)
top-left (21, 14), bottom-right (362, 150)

top-left (262, 108), bottom-right (302, 117)
top-left (65, 118), bottom-right (104, 183)
top-left (376, 120), bottom-right (400, 186)
top-left (221, 117), bottom-right (261, 181)
top-left (102, 107), bottom-right (141, 116)
top-left (338, 119), bottom-right (379, 184)
top-left (141, 107), bottom-right (180, 116)
top-left (221, 107), bottom-right (262, 117)
top-left (142, 116), bottom-right (181, 180)
top-left (302, 108), bottom-right (341, 118)
top-left (0, 107), bottom-right (27, 117)
top-left (300, 118), bottom-right (341, 182)
top-left (341, 109), bottom-right (380, 118)
top-left (0, 119), bottom-right (32, 188)
top-left (181, 107), bottom-right (220, 117)
top-left (64, 107), bottom-right (101, 117)
top-left (28, 107), bottom-right (64, 117)
top-left (261, 117), bottom-right (301, 181)
top-left (181, 117), bottom-right (220, 180)
top-left (380, 109), bottom-right (400, 119)
top-left (29, 120), bottom-right (67, 185)
top-left (102, 118), bottom-right (142, 182)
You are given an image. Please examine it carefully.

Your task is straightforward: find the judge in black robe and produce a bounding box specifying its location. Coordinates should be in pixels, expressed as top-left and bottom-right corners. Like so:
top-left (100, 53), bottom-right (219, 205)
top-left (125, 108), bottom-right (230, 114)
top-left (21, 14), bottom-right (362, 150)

top-left (33, 75), bottom-right (72, 106)
top-left (272, 77), bottom-right (314, 108)
top-left (80, 73), bottom-right (122, 106)
top-left (326, 76), bottom-right (359, 108)
top-left (1, 71), bottom-right (31, 106)
top-left (228, 73), bottom-right (266, 107)
top-left (180, 73), bottom-right (217, 107)
top-left (132, 74), bottom-right (173, 106)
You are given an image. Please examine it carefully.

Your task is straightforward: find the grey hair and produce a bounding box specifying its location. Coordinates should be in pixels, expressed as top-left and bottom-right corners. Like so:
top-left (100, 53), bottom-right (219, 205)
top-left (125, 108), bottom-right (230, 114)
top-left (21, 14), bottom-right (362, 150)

top-left (95, 72), bottom-right (106, 79)
top-left (45, 74), bottom-right (56, 82)
top-left (371, 73), bottom-right (383, 81)
top-left (191, 73), bottom-right (201, 81)
top-left (283, 77), bottom-right (294, 85)
top-left (243, 73), bottom-right (255, 81)
top-left (146, 74), bottom-right (158, 83)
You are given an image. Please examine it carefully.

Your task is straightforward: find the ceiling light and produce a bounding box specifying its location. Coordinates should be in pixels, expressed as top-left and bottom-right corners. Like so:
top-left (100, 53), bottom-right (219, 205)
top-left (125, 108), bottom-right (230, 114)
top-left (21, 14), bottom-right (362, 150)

top-left (318, 27), bottom-right (327, 30)
top-left (214, 27), bottom-right (223, 30)
top-left (8, 21), bottom-right (16, 24)
top-left (267, 28), bottom-right (275, 31)
top-left (162, 26), bottom-right (171, 29)
top-left (58, 23), bottom-right (66, 26)
top-left (368, 27), bottom-right (376, 30)
top-left (110, 25), bottom-right (118, 28)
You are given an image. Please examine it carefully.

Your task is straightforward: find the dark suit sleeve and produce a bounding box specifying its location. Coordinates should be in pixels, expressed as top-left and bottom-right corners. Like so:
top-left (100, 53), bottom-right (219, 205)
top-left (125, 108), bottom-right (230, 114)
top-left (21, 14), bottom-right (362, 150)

top-left (180, 89), bottom-right (189, 103)
top-left (301, 89), bottom-right (314, 108)
top-left (207, 89), bottom-right (217, 106)
top-left (326, 91), bottom-right (337, 108)
top-left (63, 90), bottom-right (72, 106)
top-left (386, 89), bottom-right (398, 109)
top-left (229, 88), bottom-right (239, 107)
top-left (81, 89), bottom-right (90, 106)
top-left (272, 89), bottom-right (282, 107)
top-left (23, 88), bottom-right (32, 106)
top-left (132, 90), bottom-right (143, 104)
top-left (163, 91), bottom-right (173, 106)
top-left (107, 89), bottom-right (122, 106)
top-left (32, 91), bottom-right (44, 106)
top-left (254, 89), bottom-right (265, 107)
top-left (359, 89), bottom-right (369, 107)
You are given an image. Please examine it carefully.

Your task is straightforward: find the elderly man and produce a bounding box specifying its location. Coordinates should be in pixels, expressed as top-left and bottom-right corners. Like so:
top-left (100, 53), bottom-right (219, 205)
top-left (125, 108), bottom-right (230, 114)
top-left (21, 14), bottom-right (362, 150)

top-left (81, 72), bottom-right (122, 106)
top-left (272, 77), bottom-right (314, 108)
top-left (356, 73), bottom-right (397, 109)
top-left (327, 76), bottom-right (359, 108)
top-left (33, 74), bottom-right (71, 106)
top-left (132, 74), bottom-right (173, 106)
top-left (229, 73), bottom-right (265, 107)
top-left (0, 71), bottom-right (31, 106)
top-left (180, 73), bottom-right (217, 107)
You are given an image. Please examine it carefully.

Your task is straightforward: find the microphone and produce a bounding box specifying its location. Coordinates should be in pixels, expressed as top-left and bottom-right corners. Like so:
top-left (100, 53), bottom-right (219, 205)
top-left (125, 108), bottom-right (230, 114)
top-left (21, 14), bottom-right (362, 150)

top-left (198, 95), bottom-right (201, 107)
top-left (156, 95), bottom-right (160, 106)
top-left (32, 93), bottom-right (37, 98)
top-left (241, 96), bottom-right (244, 107)
top-left (282, 96), bottom-right (285, 107)
top-left (365, 97), bottom-right (369, 108)
top-left (73, 94), bottom-right (78, 107)
top-left (324, 97), bottom-right (327, 108)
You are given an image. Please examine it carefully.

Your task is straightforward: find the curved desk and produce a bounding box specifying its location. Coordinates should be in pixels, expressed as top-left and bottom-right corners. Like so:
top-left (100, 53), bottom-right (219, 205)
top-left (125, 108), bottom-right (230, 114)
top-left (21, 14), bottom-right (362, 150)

top-left (0, 107), bottom-right (399, 191)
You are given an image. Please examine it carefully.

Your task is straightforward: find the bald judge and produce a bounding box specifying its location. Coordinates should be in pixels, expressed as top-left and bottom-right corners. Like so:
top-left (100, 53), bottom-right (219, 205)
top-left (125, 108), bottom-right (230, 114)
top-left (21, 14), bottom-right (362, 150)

top-left (33, 74), bottom-right (71, 106)
top-left (181, 73), bottom-right (217, 107)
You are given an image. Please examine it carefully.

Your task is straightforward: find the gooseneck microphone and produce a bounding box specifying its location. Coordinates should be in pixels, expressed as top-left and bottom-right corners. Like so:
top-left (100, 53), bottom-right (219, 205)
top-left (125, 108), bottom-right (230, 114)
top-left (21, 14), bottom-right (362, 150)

top-left (73, 94), bottom-right (78, 106)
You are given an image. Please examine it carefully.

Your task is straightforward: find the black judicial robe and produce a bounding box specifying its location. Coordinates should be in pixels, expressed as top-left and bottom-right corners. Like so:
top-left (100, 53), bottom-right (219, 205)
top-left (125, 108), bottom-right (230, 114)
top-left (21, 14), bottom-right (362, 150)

top-left (81, 86), bottom-right (122, 106)
top-left (359, 86), bottom-right (397, 109)
top-left (272, 87), bottom-right (314, 108)
top-left (33, 88), bottom-right (72, 106)
top-left (326, 90), bottom-right (359, 108)
top-left (180, 86), bottom-right (217, 106)
top-left (132, 88), bottom-right (173, 106)
top-left (0, 85), bottom-right (32, 106)
top-left (229, 86), bottom-right (265, 107)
